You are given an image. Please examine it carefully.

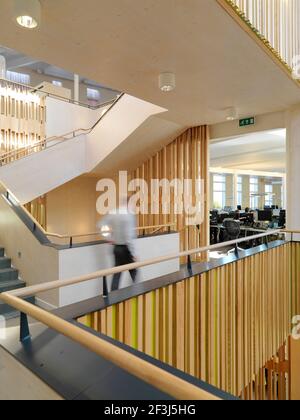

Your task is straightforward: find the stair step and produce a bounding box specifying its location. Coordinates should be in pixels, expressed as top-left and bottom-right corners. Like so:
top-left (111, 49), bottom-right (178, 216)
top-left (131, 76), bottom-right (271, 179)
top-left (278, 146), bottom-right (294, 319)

top-left (0, 279), bottom-right (25, 294)
top-left (0, 268), bottom-right (19, 283)
top-left (0, 257), bottom-right (11, 269)
top-left (0, 248), bottom-right (4, 258)
top-left (0, 296), bottom-right (35, 320)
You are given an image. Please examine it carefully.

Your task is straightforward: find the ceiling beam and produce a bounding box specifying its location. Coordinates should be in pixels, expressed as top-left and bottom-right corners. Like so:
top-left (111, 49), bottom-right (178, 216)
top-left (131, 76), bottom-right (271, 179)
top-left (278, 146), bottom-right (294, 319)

top-left (6, 56), bottom-right (40, 70)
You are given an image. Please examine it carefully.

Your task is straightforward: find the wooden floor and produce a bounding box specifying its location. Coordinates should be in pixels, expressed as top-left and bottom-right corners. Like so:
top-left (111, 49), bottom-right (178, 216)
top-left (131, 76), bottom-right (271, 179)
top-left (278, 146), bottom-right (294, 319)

top-left (0, 317), bottom-right (63, 401)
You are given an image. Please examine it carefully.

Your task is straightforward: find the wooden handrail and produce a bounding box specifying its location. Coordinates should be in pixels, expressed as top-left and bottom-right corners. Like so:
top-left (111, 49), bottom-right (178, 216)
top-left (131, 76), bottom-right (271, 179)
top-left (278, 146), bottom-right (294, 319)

top-left (0, 78), bottom-right (118, 111)
top-left (0, 292), bottom-right (219, 400)
top-left (283, 229), bottom-right (300, 234)
top-left (0, 129), bottom-right (85, 160)
top-left (2, 186), bottom-right (175, 242)
top-left (0, 91), bottom-right (124, 165)
top-left (47, 224), bottom-right (175, 240)
top-left (7, 229), bottom-right (285, 299)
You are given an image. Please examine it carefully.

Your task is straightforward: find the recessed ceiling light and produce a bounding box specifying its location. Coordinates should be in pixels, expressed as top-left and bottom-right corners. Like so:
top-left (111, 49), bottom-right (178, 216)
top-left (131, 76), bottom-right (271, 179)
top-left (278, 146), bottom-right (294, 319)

top-left (13, 0), bottom-right (41, 29)
top-left (159, 72), bottom-right (176, 92)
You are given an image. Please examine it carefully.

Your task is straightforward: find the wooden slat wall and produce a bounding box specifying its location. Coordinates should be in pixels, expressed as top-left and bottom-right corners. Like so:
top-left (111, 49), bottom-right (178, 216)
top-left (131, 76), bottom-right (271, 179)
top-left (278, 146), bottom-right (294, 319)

top-left (291, 242), bottom-right (300, 318)
top-left (129, 126), bottom-right (209, 253)
top-left (78, 242), bottom-right (297, 399)
top-left (0, 81), bottom-right (46, 162)
top-left (24, 196), bottom-right (47, 229)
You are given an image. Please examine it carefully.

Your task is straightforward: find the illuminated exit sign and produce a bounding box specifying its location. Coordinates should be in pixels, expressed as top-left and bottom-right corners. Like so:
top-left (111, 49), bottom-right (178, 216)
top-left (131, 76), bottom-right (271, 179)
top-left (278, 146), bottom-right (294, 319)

top-left (239, 117), bottom-right (255, 127)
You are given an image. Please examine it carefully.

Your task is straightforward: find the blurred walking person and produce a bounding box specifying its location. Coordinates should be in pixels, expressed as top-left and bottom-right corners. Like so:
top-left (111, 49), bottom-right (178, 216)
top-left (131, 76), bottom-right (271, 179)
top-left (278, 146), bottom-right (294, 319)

top-left (99, 197), bottom-right (138, 291)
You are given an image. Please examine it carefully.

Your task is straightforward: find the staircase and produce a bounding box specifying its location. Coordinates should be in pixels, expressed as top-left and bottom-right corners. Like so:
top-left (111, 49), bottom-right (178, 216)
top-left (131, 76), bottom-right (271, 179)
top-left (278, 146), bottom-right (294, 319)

top-left (0, 246), bottom-right (34, 319)
top-left (0, 90), bottom-right (166, 205)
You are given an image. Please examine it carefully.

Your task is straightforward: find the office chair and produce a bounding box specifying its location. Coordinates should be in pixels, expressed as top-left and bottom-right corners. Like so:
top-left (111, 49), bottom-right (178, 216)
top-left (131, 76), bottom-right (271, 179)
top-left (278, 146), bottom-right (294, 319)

top-left (223, 219), bottom-right (242, 255)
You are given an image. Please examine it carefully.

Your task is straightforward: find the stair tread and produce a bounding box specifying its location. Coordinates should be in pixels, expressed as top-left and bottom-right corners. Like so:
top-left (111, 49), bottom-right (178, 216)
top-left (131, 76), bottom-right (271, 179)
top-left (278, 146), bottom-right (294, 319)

top-left (0, 279), bottom-right (25, 289)
top-left (0, 296), bottom-right (34, 319)
top-left (0, 267), bottom-right (18, 273)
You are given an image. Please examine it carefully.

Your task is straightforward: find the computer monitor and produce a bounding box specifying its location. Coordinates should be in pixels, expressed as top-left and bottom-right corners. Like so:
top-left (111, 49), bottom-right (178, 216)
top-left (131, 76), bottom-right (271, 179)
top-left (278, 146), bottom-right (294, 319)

top-left (218, 213), bottom-right (229, 224)
top-left (258, 210), bottom-right (273, 222)
top-left (279, 210), bottom-right (286, 228)
top-left (245, 213), bottom-right (254, 226)
top-left (229, 211), bottom-right (240, 220)
top-left (210, 210), bottom-right (219, 225)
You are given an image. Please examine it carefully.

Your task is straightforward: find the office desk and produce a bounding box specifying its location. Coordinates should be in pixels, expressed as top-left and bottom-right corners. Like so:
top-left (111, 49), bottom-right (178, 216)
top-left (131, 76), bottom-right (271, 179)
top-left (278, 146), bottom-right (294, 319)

top-left (210, 224), bottom-right (276, 246)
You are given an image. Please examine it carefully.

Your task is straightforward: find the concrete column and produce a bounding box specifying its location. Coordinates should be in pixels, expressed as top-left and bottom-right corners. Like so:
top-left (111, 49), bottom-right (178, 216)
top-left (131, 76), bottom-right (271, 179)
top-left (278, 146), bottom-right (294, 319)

top-left (74, 74), bottom-right (79, 103)
top-left (225, 174), bottom-right (234, 208)
top-left (286, 107), bottom-right (300, 229)
top-left (0, 55), bottom-right (6, 79)
top-left (233, 173), bottom-right (238, 209)
top-left (273, 184), bottom-right (282, 208)
top-left (242, 175), bottom-right (250, 208)
top-left (258, 177), bottom-right (265, 209)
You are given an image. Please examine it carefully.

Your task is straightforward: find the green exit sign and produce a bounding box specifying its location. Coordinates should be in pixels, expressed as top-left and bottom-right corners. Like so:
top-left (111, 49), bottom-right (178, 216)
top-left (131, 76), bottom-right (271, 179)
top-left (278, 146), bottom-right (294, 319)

top-left (239, 117), bottom-right (255, 127)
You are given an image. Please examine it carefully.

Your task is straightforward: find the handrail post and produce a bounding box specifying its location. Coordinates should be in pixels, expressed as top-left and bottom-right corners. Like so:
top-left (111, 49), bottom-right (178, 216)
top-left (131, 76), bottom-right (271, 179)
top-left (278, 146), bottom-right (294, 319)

top-left (103, 276), bottom-right (108, 298)
top-left (187, 255), bottom-right (192, 272)
top-left (235, 243), bottom-right (239, 256)
top-left (264, 236), bottom-right (269, 248)
top-left (20, 312), bottom-right (31, 342)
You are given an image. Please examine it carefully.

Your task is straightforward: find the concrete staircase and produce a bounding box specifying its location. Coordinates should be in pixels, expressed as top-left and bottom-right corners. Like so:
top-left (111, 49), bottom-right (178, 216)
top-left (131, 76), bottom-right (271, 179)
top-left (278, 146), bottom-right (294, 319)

top-left (0, 246), bottom-right (34, 319)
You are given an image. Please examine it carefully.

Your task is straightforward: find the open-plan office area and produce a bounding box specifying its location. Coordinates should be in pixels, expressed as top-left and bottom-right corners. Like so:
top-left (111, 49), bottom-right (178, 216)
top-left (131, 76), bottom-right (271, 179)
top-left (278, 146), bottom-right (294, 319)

top-left (209, 129), bottom-right (287, 247)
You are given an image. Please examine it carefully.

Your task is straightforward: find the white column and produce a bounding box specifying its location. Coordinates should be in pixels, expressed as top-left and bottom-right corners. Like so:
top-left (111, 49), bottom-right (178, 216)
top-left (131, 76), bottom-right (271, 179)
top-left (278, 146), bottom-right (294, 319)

top-left (0, 55), bottom-right (6, 79)
top-left (286, 107), bottom-right (300, 230)
top-left (233, 173), bottom-right (238, 209)
top-left (74, 74), bottom-right (79, 103)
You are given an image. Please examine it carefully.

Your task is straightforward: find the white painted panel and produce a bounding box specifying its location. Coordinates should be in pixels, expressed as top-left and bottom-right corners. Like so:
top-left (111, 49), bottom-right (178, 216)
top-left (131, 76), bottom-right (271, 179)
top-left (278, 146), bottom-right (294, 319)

top-left (0, 95), bottom-right (166, 202)
top-left (45, 97), bottom-right (103, 138)
top-left (59, 233), bottom-right (180, 307)
top-left (0, 135), bottom-right (86, 204)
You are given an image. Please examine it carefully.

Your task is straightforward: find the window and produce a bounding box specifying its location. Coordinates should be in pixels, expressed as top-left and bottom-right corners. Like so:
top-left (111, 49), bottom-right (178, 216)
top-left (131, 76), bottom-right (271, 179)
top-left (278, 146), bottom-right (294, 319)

top-left (52, 80), bottom-right (63, 87)
top-left (213, 174), bottom-right (226, 209)
top-left (250, 177), bottom-right (259, 209)
top-left (87, 87), bottom-right (100, 101)
top-left (237, 176), bottom-right (243, 207)
top-left (265, 184), bottom-right (273, 207)
top-left (6, 71), bottom-right (30, 85)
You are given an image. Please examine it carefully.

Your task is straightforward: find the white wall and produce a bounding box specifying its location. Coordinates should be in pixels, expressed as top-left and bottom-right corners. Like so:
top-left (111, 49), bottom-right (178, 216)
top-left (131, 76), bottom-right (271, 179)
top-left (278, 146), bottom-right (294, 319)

top-left (86, 94), bottom-right (166, 172)
top-left (0, 193), bottom-right (59, 307)
top-left (210, 110), bottom-right (285, 140)
top-left (286, 107), bottom-right (300, 231)
top-left (58, 233), bottom-right (180, 307)
top-left (45, 97), bottom-right (104, 138)
top-left (0, 134), bottom-right (86, 204)
top-left (0, 95), bottom-right (167, 202)
top-left (0, 191), bottom-right (180, 308)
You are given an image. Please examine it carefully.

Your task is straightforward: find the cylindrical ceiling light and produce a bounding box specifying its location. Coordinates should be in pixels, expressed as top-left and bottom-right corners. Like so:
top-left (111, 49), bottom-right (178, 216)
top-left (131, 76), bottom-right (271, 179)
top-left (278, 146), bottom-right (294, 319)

top-left (13, 0), bottom-right (41, 29)
top-left (225, 107), bottom-right (237, 121)
top-left (159, 72), bottom-right (176, 92)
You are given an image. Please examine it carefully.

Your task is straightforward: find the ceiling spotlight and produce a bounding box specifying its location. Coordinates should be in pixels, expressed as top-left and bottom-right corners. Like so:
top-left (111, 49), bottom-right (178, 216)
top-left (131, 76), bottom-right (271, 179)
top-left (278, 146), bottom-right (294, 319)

top-left (13, 0), bottom-right (41, 29)
top-left (225, 107), bottom-right (237, 121)
top-left (159, 72), bottom-right (176, 92)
